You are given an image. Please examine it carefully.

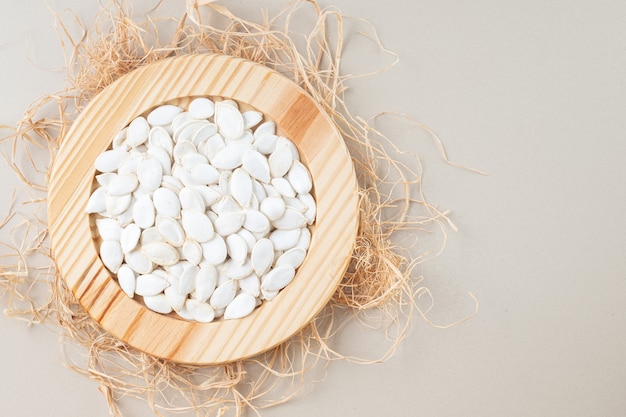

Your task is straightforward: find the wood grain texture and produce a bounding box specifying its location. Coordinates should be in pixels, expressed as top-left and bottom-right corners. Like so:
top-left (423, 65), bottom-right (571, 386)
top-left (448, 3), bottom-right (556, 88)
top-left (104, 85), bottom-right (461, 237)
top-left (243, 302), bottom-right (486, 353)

top-left (47, 54), bottom-right (359, 364)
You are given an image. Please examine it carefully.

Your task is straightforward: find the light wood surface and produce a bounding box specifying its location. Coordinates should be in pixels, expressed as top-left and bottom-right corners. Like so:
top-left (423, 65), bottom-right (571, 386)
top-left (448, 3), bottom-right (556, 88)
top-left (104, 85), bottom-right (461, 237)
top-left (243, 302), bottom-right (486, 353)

top-left (47, 54), bottom-right (359, 364)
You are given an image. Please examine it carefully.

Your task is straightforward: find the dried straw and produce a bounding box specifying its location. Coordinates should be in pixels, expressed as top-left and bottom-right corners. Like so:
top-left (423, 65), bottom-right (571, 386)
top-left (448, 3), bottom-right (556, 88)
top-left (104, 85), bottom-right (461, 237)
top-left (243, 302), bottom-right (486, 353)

top-left (0, 1), bottom-right (475, 415)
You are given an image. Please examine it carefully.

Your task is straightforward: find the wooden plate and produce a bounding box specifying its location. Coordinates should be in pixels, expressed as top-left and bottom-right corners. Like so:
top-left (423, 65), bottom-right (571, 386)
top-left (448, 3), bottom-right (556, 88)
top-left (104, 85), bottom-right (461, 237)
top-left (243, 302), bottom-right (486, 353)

top-left (47, 54), bottom-right (358, 364)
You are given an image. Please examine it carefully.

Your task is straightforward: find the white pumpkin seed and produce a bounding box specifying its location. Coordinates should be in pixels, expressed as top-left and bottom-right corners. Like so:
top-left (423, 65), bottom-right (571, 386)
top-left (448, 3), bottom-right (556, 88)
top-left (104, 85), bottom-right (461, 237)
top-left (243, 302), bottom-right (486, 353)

top-left (174, 167), bottom-right (196, 188)
top-left (243, 209), bottom-right (270, 234)
top-left (112, 128), bottom-right (129, 150)
top-left (253, 120), bottom-right (276, 140)
top-left (156, 215), bottom-right (185, 246)
top-left (175, 121), bottom-right (209, 144)
top-left (186, 298), bottom-right (215, 322)
top-left (141, 242), bottom-right (180, 266)
top-left (224, 292), bottom-right (256, 320)
top-left (125, 248), bottom-right (154, 274)
top-left (283, 196), bottom-right (307, 213)
top-left (132, 184), bottom-right (153, 200)
top-left (214, 211), bottom-right (245, 236)
top-left (230, 168), bottom-right (252, 207)
top-left (215, 101), bottom-right (244, 139)
top-left (287, 160), bottom-right (312, 194)
top-left (236, 229), bottom-right (256, 253)
top-left (211, 195), bottom-right (239, 215)
top-left (96, 172), bottom-right (116, 188)
top-left (173, 141), bottom-right (197, 162)
top-left (252, 179), bottom-right (267, 202)
top-left (189, 97), bottom-right (215, 119)
top-left (176, 305), bottom-right (194, 320)
top-left (295, 227), bottom-right (311, 251)
top-left (238, 273), bottom-right (260, 297)
top-left (268, 143), bottom-right (293, 178)
top-left (242, 110), bottom-right (263, 130)
top-left (106, 193), bottom-right (132, 216)
top-left (211, 142), bottom-right (249, 170)
top-left (230, 130), bottom-right (254, 145)
top-left (192, 123), bottom-right (218, 147)
top-left (179, 264), bottom-right (198, 296)
top-left (269, 228), bottom-right (301, 251)
top-left (161, 175), bottom-right (184, 193)
top-left (217, 270), bottom-right (232, 286)
top-left (171, 111), bottom-right (193, 133)
top-left (118, 151), bottom-right (143, 175)
top-left (220, 99), bottom-right (238, 108)
top-left (120, 223), bottom-right (141, 253)
top-left (209, 279), bottom-right (237, 309)
top-left (127, 116), bottom-right (150, 148)
top-left (226, 234), bottom-right (248, 263)
top-left (144, 294), bottom-right (173, 314)
top-left (200, 235), bottom-right (227, 265)
top-left (259, 196), bottom-right (285, 221)
top-left (96, 218), bottom-right (122, 241)
top-left (179, 152), bottom-right (209, 169)
top-left (203, 133), bottom-right (226, 161)
top-left (218, 170), bottom-right (232, 195)
top-left (147, 104), bottom-right (183, 126)
top-left (104, 173), bottom-right (138, 196)
top-left (195, 265), bottom-right (217, 302)
top-left (181, 210), bottom-right (214, 242)
top-left (133, 194), bottom-right (155, 229)
top-left (276, 248), bottom-right (307, 269)
top-left (298, 193), bottom-right (316, 224)
top-left (242, 149), bottom-right (271, 183)
top-left (166, 260), bottom-right (191, 277)
top-left (191, 185), bottom-right (220, 207)
top-left (148, 145), bottom-right (172, 176)
top-left (251, 238), bottom-right (273, 275)
top-left (182, 238), bottom-right (203, 265)
top-left (190, 162), bottom-right (219, 184)
top-left (95, 149), bottom-right (129, 173)
top-left (261, 264), bottom-right (296, 291)
top-left (254, 133), bottom-right (278, 155)
top-left (273, 207), bottom-right (307, 230)
top-left (135, 273), bottom-right (170, 296)
top-left (149, 126), bottom-right (174, 155)
top-left (86, 187), bottom-right (106, 213)
top-left (164, 276), bottom-right (186, 311)
top-left (136, 156), bottom-right (163, 191)
top-left (141, 226), bottom-right (163, 245)
top-left (262, 182), bottom-right (281, 198)
top-left (270, 177), bottom-right (296, 198)
top-left (153, 187), bottom-right (181, 218)
top-left (260, 287), bottom-right (279, 301)
top-left (117, 265), bottom-right (136, 298)
top-left (222, 258), bottom-right (253, 279)
top-left (100, 240), bottom-right (124, 273)
top-left (115, 206), bottom-right (135, 227)
top-left (277, 136), bottom-right (300, 161)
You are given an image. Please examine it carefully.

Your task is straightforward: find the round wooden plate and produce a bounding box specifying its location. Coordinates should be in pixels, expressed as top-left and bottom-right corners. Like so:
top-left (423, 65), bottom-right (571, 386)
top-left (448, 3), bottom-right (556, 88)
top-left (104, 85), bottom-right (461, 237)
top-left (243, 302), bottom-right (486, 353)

top-left (47, 54), bottom-right (358, 364)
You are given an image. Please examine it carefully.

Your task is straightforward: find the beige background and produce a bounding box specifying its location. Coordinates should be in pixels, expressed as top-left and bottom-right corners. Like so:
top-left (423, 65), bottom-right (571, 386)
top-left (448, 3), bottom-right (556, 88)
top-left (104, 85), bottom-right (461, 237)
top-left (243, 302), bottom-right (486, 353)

top-left (1, 0), bottom-right (626, 416)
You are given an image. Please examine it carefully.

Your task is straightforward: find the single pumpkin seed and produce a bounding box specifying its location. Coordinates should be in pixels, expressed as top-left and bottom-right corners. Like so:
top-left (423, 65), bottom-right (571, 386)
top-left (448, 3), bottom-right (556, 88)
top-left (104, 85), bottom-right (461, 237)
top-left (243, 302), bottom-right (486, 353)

top-left (224, 292), bottom-right (256, 320)
top-left (261, 264), bottom-right (296, 292)
top-left (147, 104), bottom-right (183, 126)
top-left (117, 265), bottom-right (136, 298)
top-left (141, 241), bottom-right (180, 266)
top-left (153, 187), bottom-right (181, 218)
top-left (143, 294), bottom-right (173, 314)
top-left (100, 240), bottom-right (124, 273)
top-left (186, 298), bottom-right (215, 322)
